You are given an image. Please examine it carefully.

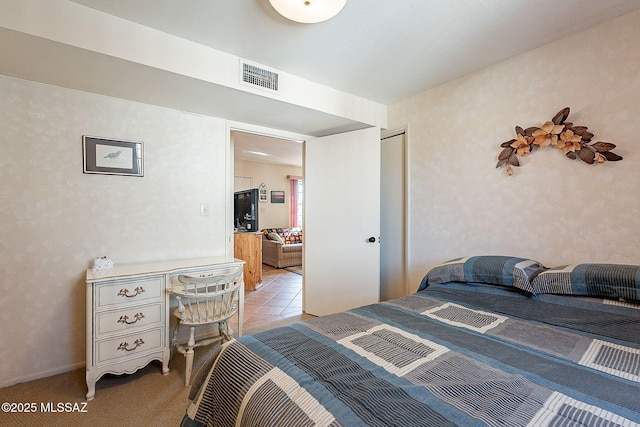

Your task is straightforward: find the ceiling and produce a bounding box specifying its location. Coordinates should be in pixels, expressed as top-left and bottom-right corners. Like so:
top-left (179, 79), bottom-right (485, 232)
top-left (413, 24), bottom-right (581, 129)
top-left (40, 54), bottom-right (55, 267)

top-left (7, 1), bottom-right (640, 166)
top-left (233, 131), bottom-right (303, 167)
top-left (70, 0), bottom-right (640, 105)
top-left (62, 0), bottom-right (640, 166)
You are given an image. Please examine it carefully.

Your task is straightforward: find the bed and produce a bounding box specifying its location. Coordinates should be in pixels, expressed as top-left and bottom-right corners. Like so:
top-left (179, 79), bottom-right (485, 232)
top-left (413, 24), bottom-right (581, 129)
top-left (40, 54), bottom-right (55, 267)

top-left (180, 256), bottom-right (640, 426)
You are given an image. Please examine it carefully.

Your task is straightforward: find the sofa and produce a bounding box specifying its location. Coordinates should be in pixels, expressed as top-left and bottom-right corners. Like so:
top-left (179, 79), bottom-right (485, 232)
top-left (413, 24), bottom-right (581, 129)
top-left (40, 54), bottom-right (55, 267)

top-left (261, 227), bottom-right (302, 268)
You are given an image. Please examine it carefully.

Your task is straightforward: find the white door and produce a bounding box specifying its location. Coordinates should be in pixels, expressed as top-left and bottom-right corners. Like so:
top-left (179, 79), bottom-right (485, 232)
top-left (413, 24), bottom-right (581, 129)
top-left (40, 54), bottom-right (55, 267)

top-left (303, 127), bottom-right (381, 316)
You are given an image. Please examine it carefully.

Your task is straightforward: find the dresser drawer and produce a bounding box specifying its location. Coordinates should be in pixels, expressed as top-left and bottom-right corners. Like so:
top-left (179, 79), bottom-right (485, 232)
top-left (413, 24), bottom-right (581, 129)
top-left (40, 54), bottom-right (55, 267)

top-left (96, 303), bottom-right (163, 337)
top-left (96, 277), bottom-right (163, 309)
top-left (95, 328), bottom-right (163, 364)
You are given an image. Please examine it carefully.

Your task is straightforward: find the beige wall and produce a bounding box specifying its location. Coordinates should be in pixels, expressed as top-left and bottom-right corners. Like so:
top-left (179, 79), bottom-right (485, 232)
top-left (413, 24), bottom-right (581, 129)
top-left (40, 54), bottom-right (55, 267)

top-left (389, 10), bottom-right (640, 287)
top-left (0, 76), bottom-right (229, 386)
top-left (4, 8), bottom-right (640, 388)
top-left (234, 159), bottom-right (302, 230)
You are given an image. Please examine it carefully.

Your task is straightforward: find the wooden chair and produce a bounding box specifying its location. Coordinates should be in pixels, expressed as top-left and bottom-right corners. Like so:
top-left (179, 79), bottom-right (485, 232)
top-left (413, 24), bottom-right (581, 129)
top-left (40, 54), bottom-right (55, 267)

top-left (168, 266), bottom-right (243, 386)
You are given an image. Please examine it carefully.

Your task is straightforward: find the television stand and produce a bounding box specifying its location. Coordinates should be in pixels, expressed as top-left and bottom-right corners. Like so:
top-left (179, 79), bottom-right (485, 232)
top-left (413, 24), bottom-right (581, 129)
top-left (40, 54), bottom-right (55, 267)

top-left (233, 232), bottom-right (263, 290)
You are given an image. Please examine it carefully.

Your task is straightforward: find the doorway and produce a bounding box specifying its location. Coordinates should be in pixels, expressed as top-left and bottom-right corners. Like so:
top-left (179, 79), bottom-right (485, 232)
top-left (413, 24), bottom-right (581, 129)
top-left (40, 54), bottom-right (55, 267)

top-left (230, 125), bottom-right (406, 315)
top-left (232, 130), bottom-right (303, 233)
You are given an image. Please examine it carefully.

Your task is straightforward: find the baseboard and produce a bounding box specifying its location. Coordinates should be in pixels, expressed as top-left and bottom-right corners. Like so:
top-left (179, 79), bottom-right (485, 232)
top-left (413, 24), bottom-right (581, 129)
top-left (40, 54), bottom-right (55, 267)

top-left (0, 360), bottom-right (86, 389)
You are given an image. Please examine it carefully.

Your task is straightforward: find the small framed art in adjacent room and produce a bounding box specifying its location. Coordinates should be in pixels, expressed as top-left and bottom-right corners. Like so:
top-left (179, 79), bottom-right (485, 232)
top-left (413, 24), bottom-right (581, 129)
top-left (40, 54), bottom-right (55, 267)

top-left (271, 190), bottom-right (285, 203)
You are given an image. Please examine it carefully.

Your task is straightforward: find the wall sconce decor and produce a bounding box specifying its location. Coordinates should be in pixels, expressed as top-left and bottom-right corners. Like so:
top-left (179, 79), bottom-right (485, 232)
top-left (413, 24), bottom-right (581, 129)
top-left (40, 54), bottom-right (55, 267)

top-left (496, 107), bottom-right (622, 176)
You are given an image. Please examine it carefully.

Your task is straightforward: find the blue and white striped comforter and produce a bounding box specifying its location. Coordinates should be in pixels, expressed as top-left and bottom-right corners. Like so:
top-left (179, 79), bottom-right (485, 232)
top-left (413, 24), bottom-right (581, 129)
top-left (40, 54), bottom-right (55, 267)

top-left (182, 282), bottom-right (640, 426)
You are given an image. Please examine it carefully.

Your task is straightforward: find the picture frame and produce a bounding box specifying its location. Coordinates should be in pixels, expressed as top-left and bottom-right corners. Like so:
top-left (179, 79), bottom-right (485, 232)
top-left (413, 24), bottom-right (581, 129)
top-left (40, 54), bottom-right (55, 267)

top-left (83, 136), bottom-right (144, 177)
top-left (271, 190), bottom-right (285, 203)
top-left (259, 183), bottom-right (268, 202)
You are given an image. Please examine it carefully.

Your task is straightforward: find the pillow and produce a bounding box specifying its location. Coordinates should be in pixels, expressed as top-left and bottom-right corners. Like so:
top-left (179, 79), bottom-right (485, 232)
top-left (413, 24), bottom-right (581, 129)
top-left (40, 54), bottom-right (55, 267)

top-left (531, 263), bottom-right (640, 302)
top-left (285, 228), bottom-right (303, 244)
top-left (268, 232), bottom-right (284, 244)
top-left (418, 255), bottom-right (547, 293)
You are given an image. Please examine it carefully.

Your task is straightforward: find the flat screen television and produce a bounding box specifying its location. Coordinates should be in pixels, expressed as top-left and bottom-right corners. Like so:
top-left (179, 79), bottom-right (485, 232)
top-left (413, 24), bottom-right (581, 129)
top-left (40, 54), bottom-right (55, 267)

top-left (234, 188), bottom-right (259, 232)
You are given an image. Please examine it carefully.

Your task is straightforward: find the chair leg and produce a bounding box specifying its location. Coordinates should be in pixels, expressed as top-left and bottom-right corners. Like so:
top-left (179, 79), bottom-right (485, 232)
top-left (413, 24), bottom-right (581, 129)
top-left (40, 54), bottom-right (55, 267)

top-left (184, 326), bottom-right (196, 387)
top-left (170, 323), bottom-right (179, 359)
top-left (220, 319), bottom-right (236, 342)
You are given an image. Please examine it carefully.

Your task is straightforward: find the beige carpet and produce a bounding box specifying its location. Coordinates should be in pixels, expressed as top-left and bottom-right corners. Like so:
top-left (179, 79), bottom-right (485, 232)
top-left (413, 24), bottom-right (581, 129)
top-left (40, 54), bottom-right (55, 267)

top-left (0, 314), bottom-right (312, 427)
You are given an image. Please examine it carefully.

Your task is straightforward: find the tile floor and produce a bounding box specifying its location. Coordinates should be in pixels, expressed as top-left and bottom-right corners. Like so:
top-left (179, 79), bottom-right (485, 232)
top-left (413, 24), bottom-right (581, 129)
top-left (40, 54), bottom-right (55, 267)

top-left (231, 265), bottom-right (304, 332)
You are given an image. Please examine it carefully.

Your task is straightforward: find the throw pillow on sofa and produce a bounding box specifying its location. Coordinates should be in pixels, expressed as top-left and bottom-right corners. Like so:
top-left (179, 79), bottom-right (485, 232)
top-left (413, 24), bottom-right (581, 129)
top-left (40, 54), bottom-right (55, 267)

top-left (262, 227), bottom-right (302, 244)
top-left (284, 227), bottom-right (303, 244)
top-left (268, 232), bottom-right (284, 244)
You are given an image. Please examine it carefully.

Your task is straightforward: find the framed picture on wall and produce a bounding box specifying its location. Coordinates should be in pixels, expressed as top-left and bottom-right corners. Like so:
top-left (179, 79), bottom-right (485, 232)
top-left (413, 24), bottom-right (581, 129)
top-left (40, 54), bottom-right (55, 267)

top-left (259, 183), bottom-right (268, 202)
top-left (83, 136), bottom-right (144, 177)
top-left (271, 190), bottom-right (285, 203)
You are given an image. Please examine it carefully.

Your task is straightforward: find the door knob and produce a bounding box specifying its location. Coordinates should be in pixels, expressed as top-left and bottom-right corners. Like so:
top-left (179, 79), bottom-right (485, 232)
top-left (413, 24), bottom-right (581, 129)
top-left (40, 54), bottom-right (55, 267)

top-left (368, 237), bottom-right (376, 243)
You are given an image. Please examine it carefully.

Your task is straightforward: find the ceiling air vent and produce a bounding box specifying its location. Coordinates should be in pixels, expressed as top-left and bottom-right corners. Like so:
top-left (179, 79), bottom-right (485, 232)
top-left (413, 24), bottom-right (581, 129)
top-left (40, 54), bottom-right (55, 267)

top-left (240, 60), bottom-right (279, 93)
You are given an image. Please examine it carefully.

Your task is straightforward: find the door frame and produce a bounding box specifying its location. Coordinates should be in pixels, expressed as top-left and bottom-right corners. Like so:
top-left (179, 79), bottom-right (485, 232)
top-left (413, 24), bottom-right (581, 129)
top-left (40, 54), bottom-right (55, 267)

top-left (226, 121), bottom-right (311, 257)
top-left (227, 123), bottom-right (411, 298)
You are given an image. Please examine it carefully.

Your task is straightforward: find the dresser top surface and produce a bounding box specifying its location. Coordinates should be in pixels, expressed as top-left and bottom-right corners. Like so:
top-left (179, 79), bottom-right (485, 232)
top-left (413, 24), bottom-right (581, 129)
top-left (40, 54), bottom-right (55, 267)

top-left (86, 256), bottom-right (244, 283)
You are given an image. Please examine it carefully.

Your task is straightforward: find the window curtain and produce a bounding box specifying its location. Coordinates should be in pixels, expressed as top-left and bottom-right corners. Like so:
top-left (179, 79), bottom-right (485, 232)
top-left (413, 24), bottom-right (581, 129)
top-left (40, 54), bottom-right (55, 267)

top-left (288, 175), bottom-right (302, 227)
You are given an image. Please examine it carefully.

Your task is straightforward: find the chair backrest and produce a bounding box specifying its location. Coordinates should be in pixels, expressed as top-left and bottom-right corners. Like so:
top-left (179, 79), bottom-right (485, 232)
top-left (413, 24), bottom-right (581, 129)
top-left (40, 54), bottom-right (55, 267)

top-left (170, 265), bottom-right (243, 324)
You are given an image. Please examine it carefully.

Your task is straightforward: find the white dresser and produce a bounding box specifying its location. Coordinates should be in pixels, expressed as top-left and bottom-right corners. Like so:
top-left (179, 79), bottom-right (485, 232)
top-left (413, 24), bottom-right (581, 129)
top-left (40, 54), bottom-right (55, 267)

top-left (85, 256), bottom-right (245, 400)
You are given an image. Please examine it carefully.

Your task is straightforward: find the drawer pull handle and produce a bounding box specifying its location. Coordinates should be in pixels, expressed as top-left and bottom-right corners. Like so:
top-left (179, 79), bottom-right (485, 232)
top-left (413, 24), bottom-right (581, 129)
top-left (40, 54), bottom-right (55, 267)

top-left (117, 286), bottom-right (145, 298)
top-left (117, 313), bottom-right (145, 325)
top-left (117, 338), bottom-right (145, 352)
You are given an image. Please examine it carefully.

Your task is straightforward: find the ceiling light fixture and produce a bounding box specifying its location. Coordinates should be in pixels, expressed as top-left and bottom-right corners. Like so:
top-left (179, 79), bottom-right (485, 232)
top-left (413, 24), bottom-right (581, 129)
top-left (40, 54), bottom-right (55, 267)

top-left (269, 0), bottom-right (347, 24)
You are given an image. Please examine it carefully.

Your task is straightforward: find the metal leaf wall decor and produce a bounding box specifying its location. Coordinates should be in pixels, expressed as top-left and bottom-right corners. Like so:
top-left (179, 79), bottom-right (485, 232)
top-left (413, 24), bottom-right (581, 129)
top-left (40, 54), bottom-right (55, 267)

top-left (496, 107), bottom-right (622, 176)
